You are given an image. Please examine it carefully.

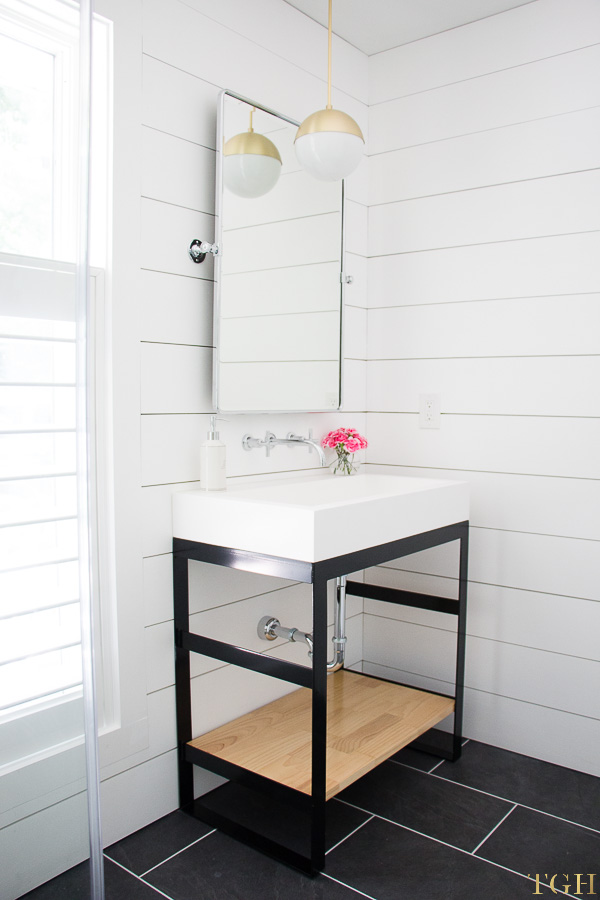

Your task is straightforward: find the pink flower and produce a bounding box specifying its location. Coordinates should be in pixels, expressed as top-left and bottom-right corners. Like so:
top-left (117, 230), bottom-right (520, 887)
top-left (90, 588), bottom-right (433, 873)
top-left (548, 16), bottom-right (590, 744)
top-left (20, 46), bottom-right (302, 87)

top-left (321, 428), bottom-right (368, 453)
top-left (322, 430), bottom-right (343, 448)
top-left (322, 430), bottom-right (345, 448)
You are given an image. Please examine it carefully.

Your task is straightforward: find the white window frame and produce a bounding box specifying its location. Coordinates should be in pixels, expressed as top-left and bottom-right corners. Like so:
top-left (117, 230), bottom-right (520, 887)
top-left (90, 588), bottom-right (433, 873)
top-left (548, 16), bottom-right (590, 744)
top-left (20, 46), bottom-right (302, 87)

top-left (0, 0), bottom-right (115, 730)
top-left (0, 1), bottom-right (149, 827)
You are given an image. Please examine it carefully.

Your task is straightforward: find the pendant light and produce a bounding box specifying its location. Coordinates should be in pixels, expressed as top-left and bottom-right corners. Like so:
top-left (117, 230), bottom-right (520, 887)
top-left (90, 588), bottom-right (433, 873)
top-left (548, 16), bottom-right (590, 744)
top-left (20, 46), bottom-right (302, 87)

top-left (295, 0), bottom-right (364, 181)
top-left (223, 107), bottom-right (282, 199)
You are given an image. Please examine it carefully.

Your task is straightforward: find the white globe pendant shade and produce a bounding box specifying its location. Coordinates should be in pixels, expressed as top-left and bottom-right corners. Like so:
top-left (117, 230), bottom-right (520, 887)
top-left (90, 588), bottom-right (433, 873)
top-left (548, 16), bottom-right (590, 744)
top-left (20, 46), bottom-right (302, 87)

top-left (295, 108), bottom-right (364, 182)
top-left (223, 153), bottom-right (281, 199)
top-left (223, 131), bottom-right (282, 199)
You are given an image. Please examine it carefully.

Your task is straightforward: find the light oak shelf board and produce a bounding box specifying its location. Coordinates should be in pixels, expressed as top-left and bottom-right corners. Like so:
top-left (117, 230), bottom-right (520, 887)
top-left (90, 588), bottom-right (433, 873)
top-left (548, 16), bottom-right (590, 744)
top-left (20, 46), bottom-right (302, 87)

top-left (189, 669), bottom-right (454, 800)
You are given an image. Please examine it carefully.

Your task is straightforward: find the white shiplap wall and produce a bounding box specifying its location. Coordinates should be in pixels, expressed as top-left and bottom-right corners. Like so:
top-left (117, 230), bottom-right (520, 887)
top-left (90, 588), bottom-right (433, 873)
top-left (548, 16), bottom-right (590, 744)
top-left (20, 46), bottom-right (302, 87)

top-left (364, 0), bottom-right (600, 776)
top-left (136, 0), bottom-right (369, 844)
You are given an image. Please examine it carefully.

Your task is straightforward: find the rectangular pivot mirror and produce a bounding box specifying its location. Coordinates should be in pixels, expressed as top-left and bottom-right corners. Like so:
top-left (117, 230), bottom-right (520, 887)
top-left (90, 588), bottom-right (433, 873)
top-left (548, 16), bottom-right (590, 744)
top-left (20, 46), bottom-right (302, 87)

top-left (213, 90), bottom-right (345, 413)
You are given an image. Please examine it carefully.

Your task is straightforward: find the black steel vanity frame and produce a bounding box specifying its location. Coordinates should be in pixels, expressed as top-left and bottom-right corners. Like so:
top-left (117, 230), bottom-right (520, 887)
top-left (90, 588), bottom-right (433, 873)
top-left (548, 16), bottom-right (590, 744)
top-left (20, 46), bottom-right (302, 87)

top-left (173, 519), bottom-right (469, 875)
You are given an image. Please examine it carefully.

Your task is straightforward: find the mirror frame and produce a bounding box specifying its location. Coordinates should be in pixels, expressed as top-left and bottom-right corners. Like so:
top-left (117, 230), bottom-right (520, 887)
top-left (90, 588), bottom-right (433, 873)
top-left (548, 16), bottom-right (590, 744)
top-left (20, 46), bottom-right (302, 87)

top-left (213, 88), bottom-right (347, 414)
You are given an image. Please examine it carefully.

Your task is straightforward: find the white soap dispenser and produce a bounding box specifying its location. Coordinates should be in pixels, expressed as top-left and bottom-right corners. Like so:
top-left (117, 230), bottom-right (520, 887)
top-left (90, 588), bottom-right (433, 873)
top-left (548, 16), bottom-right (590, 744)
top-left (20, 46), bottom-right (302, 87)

top-left (200, 415), bottom-right (226, 491)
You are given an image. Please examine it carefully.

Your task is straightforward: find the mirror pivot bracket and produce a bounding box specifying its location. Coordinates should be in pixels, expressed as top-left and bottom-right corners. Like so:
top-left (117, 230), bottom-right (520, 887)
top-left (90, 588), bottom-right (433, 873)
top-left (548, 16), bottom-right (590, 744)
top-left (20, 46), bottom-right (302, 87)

top-left (189, 239), bottom-right (220, 263)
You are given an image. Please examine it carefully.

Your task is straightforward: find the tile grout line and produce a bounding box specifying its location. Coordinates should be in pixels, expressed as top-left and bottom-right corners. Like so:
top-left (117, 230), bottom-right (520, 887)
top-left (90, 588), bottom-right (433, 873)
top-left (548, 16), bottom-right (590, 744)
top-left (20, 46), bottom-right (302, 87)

top-left (326, 814), bottom-right (375, 855)
top-left (388, 757), bottom-right (438, 776)
top-left (322, 871), bottom-right (379, 900)
top-left (104, 856), bottom-right (176, 900)
top-left (430, 773), bottom-right (600, 836)
top-left (510, 802), bottom-right (600, 836)
top-left (138, 829), bottom-right (217, 877)
top-left (389, 757), bottom-right (600, 835)
top-left (336, 796), bottom-right (477, 855)
top-left (335, 798), bottom-right (573, 896)
top-left (471, 803), bottom-right (518, 855)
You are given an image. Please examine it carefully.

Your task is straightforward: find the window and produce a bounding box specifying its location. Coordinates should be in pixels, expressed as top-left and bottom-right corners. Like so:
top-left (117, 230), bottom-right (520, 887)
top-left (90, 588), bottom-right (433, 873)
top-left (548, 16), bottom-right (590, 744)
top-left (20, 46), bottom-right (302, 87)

top-left (0, 0), bottom-right (112, 768)
top-left (0, 261), bottom-right (80, 719)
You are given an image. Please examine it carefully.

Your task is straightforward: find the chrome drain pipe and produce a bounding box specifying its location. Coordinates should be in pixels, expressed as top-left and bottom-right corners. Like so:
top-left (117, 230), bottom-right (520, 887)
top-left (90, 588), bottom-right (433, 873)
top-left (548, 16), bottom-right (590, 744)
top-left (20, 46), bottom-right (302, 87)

top-left (327, 576), bottom-right (347, 673)
top-left (256, 575), bottom-right (347, 671)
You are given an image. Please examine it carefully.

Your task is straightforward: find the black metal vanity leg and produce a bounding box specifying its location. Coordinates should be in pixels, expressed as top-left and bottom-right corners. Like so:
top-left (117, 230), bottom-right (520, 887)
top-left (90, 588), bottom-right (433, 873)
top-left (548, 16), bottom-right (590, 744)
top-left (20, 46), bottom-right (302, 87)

top-left (173, 552), bottom-right (194, 807)
top-left (310, 571), bottom-right (328, 873)
top-left (452, 523), bottom-right (469, 760)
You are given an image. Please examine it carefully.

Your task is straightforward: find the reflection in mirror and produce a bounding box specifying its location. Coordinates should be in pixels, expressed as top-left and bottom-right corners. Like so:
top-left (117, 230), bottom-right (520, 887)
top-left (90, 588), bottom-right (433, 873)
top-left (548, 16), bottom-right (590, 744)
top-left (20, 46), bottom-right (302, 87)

top-left (223, 105), bottom-right (282, 198)
top-left (214, 91), bottom-right (344, 413)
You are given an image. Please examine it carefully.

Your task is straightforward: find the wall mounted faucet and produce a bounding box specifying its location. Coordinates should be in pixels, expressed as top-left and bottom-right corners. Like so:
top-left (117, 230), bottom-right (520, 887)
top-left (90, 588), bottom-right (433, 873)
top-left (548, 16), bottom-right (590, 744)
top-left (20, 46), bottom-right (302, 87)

top-left (242, 430), bottom-right (326, 466)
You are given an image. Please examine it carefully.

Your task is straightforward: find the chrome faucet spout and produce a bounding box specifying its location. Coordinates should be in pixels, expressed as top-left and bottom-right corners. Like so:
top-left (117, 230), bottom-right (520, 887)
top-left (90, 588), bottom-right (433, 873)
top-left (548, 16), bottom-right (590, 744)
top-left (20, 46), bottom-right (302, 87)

top-left (284, 433), bottom-right (326, 466)
top-left (243, 430), bottom-right (327, 466)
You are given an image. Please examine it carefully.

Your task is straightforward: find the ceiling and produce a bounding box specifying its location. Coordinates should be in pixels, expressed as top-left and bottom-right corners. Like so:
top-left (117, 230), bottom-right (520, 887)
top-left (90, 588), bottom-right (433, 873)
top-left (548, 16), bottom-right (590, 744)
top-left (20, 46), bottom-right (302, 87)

top-left (283, 0), bottom-right (535, 55)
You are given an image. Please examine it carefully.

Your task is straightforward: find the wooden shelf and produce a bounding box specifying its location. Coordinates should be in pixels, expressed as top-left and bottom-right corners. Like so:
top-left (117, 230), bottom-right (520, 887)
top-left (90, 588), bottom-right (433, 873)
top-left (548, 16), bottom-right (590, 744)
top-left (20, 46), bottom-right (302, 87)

top-left (188, 670), bottom-right (454, 800)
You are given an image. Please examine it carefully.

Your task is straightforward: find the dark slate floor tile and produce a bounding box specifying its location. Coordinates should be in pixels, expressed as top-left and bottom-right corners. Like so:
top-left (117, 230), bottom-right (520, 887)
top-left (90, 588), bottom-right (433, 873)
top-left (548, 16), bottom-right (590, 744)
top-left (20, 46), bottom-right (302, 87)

top-left (436, 740), bottom-right (600, 832)
top-left (18, 861), bottom-right (90, 899)
top-left (104, 859), bottom-right (171, 899)
top-left (326, 815), bottom-right (555, 899)
top-left (105, 809), bottom-right (213, 875)
top-left (390, 744), bottom-right (443, 772)
top-left (338, 759), bottom-right (512, 851)
top-left (19, 858), bottom-right (166, 899)
top-left (195, 782), bottom-right (370, 857)
top-left (145, 830), bottom-right (366, 900)
top-left (327, 799), bottom-right (372, 851)
top-left (476, 804), bottom-right (600, 885)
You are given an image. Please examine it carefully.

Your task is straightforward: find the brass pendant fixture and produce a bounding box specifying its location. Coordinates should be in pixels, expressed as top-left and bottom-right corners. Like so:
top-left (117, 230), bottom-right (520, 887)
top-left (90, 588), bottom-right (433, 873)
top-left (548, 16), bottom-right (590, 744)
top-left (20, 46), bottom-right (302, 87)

top-left (223, 107), bottom-right (282, 198)
top-left (295, 0), bottom-right (364, 181)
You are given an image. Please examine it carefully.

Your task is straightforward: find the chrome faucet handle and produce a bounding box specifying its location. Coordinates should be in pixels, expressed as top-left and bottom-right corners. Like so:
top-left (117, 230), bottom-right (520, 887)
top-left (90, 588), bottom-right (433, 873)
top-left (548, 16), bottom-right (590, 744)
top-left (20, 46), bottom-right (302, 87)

top-left (243, 433), bottom-right (268, 456)
top-left (264, 431), bottom-right (276, 457)
top-left (242, 431), bottom-right (276, 456)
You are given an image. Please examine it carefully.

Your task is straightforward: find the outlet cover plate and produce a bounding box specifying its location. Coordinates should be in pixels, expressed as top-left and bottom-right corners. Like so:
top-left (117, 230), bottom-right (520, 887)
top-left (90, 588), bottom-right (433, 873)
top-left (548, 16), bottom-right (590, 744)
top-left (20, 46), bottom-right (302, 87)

top-left (419, 393), bottom-right (441, 429)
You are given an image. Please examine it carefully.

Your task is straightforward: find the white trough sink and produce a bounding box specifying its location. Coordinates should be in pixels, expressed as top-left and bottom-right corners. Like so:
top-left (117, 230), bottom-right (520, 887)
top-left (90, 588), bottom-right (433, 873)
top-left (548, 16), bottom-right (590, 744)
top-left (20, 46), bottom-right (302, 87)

top-left (172, 472), bottom-right (469, 562)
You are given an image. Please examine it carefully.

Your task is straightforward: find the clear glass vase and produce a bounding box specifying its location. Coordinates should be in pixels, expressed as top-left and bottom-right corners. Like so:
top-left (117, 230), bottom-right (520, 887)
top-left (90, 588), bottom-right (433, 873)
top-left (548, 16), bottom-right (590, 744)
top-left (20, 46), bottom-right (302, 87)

top-left (330, 452), bottom-right (359, 475)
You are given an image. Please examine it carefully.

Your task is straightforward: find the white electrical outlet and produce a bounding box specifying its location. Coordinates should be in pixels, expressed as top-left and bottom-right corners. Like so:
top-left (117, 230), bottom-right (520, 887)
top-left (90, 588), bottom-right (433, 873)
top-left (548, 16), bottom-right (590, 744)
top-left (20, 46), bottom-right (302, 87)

top-left (419, 393), bottom-right (441, 429)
